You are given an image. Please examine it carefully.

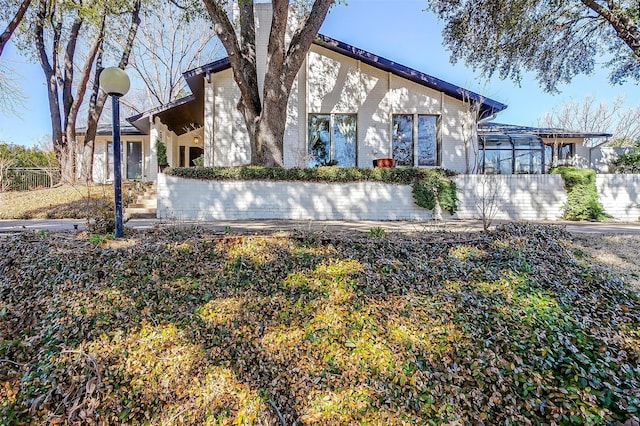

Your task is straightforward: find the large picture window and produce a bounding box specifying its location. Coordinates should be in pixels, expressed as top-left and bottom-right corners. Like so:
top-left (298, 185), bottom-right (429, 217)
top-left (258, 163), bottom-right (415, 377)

top-left (308, 114), bottom-right (357, 167)
top-left (392, 114), bottom-right (438, 166)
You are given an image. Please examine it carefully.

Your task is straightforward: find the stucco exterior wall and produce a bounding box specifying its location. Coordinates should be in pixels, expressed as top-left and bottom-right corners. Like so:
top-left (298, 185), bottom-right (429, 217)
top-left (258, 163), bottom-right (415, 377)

top-left (590, 147), bottom-right (634, 173)
top-left (205, 42), bottom-right (473, 172)
top-left (212, 69), bottom-right (250, 166)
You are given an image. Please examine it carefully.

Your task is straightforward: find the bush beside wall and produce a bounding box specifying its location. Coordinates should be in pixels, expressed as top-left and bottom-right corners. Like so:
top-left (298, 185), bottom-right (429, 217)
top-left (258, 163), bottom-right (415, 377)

top-left (167, 166), bottom-right (455, 184)
top-left (609, 142), bottom-right (640, 173)
top-left (551, 166), bottom-right (608, 221)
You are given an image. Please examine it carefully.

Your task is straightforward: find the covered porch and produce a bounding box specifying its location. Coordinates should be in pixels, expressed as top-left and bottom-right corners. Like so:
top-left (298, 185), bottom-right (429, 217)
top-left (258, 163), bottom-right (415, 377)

top-left (127, 82), bottom-right (210, 181)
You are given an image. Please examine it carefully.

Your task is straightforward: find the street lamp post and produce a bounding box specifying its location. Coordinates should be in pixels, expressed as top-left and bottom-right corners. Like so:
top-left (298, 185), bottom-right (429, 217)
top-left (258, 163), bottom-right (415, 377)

top-left (99, 67), bottom-right (130, 238)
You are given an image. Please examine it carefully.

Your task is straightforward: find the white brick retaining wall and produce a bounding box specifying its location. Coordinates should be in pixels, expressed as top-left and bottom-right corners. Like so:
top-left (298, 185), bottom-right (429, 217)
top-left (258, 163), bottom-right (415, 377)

top-left (596, 174), bottom-right (640, 222)
top-left (157, 174), bottom-right (435, 220)
top-left (157, 173), bottom-right (639, 222)
top-left (453, 175), bottom-right (567, 220)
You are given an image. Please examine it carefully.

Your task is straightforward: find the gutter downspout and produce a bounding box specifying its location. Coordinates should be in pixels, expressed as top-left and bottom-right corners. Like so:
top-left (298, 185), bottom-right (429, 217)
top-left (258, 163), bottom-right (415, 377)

top-left (477, 113), bottom-right (497, 125)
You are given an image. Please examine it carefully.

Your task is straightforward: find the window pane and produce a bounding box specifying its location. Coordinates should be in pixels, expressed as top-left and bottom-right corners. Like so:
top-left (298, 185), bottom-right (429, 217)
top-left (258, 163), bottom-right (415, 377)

top-left (482, 135), bottom-right (511, 148)
top-left (107, 142), bottom-right (114, 181)
top-left (417, 115), bottom-right (437, 166)
top-left (392, 114), bottom-right (413, 166)
top-left (482, 148), bottom-right (513, 174)
top-left (512, 135), bottom-right (538, 150)
top-left (333, 114), bottom-right (357, 167)
top-left (308, 114), bottom-right (331, 167)
top-left (127, 141), bottom-right (143, 179)
top-left (559, 143), bottom-right (573, 161)
top-left (515, 150), bottom-right (543, 174)
top-left (544, 145), bottom-right (552, 171)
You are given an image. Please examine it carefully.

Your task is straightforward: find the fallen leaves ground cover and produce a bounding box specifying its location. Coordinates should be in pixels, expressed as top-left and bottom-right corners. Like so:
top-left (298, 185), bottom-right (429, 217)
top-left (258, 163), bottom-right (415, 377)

top-left (1, 223), bottom-right (638, 425)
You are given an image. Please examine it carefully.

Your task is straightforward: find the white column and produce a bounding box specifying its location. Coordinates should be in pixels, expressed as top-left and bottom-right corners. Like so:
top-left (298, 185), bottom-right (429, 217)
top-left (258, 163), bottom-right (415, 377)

top-left (204, 74), bottom-right (215, 166)
top-left (167, 129), bottom-right (175, 168)
top-left (149, 117), bottom-right (159, 181)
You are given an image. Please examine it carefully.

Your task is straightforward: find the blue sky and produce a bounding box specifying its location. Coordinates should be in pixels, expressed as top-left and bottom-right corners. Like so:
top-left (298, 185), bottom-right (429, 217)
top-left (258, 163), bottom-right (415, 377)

top-left (1, 0), bottom-right (639, 147)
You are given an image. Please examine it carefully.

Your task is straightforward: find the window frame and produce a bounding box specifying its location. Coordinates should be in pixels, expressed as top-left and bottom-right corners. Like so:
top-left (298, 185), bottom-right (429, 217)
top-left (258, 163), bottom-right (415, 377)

top-left (391, 113), bottom-right (440, 167)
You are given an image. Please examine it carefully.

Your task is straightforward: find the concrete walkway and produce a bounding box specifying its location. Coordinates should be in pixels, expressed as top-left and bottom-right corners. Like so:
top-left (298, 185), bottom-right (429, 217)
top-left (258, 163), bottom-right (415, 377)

top-left (2, 218), bottom-right (640, 235)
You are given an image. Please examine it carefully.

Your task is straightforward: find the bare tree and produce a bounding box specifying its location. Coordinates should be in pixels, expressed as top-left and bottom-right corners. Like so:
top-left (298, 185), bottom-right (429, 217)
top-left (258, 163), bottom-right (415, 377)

top-left (27, 0), bottom-right (141, 182)
top-left (125, 3), bottom-right (219, 112)
top-left (201, 0), bottom-right (334, 166)
top-left (0, 60), bottom-right (25, 115)
top-left (459, 89), bottom-right (485, 174)
top-left (539, 95), bottom-right (640, 150)
top-left (33, 0), bottom-right (106, 181)
top-left (0, 156), bottom-right (14, 191)
top-left (475, 174), bottom-right (504, 231)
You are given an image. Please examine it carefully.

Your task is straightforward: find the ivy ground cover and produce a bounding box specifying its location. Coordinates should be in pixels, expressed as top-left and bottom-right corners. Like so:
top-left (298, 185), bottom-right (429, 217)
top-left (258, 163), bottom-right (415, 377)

top-left (1, 223), bottom-right (638, 424)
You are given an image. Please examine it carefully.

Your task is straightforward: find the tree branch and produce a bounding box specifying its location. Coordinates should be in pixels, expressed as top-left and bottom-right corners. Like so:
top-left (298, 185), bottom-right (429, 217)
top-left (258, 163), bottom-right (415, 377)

top-left (0, 0), bottom-right (32, 56)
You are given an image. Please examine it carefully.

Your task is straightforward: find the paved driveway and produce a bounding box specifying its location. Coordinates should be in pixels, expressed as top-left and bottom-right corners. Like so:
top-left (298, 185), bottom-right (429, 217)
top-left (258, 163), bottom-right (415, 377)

top-left (2, 218), bottom-right (640, 235)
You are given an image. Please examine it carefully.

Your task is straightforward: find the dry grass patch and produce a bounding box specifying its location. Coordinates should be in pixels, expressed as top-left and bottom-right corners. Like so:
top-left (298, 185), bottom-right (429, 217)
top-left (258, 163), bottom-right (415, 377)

top-left (572, 234), bottom-right (640, 292)
top-left (0, 185), bottom-right (114, 219)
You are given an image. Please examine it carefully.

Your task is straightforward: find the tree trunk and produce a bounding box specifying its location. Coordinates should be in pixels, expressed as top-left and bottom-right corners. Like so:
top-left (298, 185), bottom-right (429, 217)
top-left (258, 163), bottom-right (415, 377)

top-left (203, 0), bottom-right (333, 167)
top-left (80, 0), bottom-right (141, 182)
top-left (60, 15), bottom-right (83, 182)
top-left (69, 15), bottom-right (104, 182)
top-left (35, 0), bottom-right (67, 180)
top-left (80, 47), bottom-right (105, 182)
top-left (0, 0), bottom-right (32, 56)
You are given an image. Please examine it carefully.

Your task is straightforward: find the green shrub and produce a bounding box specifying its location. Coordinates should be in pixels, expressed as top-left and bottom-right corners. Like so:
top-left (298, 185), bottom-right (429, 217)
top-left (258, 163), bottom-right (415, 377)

top-left (0, 142), bottom-right (56, 167)
top-left (412, 170), bottom-right (458, 214)
top-left (551, 166), bottom-right (607, 221)
top-left (610, 143), bottom-right (640, 173)
top-left (166, 166), bottom-right (458, 213)
top-left (156, 140), bottom-right (168, 166)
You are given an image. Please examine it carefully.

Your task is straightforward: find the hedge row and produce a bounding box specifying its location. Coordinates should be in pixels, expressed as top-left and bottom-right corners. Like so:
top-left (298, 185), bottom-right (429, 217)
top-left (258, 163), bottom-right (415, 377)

top-left (166, 166), bottom-right (456, 185)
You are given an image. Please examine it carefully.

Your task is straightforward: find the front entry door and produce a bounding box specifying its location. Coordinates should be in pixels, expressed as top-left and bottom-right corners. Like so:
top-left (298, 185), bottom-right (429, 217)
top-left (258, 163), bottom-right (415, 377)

top-left (189, 147), bottom-right (204, 167)
top-left (127, 141), bottom-right (143, 179)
